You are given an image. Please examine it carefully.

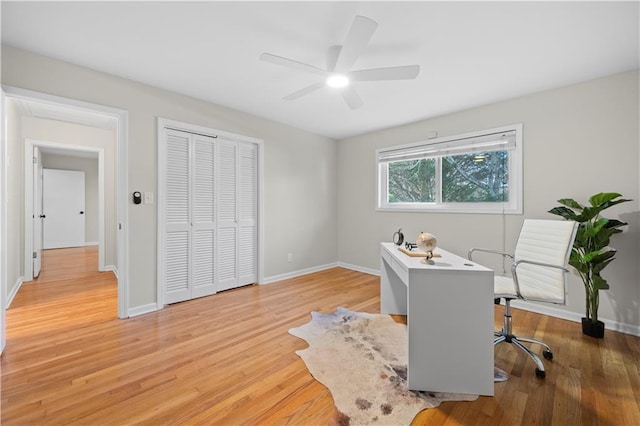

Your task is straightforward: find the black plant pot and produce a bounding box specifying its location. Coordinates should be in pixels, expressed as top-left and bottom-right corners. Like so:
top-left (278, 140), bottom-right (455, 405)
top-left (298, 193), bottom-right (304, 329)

top-left (582, 318), bottom-right (605, 338)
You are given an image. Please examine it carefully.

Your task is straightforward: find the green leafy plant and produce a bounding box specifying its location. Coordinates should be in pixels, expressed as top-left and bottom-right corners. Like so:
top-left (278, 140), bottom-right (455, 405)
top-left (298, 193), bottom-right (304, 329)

top-left (548, 192), bottom-right (631, 324)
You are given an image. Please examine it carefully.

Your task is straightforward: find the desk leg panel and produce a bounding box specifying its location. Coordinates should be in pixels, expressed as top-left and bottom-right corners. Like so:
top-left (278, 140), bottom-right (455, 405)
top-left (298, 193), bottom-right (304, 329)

top-left (380, 257), bottom-right (407, 315)
top-left (407, 269), bottom-right (494, 396)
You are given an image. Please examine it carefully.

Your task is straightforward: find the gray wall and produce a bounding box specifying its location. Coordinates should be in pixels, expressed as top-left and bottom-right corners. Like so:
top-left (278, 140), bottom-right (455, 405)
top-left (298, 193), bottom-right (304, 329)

top-left (2, 45), bottom-right (338, 310)
top-left (337, 70), bottom-right (639, 329)
top-left (5, 98), bottom-right (22, 300)
top-left (41, 154), bottom-right (99, 245)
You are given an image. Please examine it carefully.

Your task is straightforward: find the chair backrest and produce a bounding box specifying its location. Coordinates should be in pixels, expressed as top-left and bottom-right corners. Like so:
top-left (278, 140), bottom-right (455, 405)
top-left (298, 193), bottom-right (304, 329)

top-left (513, 219), bottom-right (578, 304)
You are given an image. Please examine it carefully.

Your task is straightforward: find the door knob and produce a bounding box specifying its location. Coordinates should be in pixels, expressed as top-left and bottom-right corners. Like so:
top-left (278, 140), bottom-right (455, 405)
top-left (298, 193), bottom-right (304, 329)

top-left (80, 211), bottom-right (84, 214)
top-left (39, 214), bottom-right (46, 218)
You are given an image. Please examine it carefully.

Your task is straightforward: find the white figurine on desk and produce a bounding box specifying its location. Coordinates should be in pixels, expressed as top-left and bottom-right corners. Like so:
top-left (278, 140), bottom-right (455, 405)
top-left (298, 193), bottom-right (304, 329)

top-left (416, 232), bottom-right (437, 260)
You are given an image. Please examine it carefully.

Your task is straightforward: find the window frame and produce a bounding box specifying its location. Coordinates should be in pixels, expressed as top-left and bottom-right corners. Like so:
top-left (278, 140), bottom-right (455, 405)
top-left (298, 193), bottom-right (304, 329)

top-left (376, 124), bottom-right (523, 214)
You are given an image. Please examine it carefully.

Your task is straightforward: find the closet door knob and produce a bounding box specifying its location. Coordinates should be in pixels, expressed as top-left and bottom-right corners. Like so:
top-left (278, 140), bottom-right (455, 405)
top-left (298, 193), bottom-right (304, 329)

top-left (80, 211), bottom-right (85, 215)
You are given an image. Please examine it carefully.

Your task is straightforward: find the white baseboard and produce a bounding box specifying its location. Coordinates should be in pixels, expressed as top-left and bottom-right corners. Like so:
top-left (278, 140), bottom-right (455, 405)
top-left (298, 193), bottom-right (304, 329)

top-left (262, 262), bottom-right (339, 284)
top-left (511, 300), bottom-right (640, 337)
top-left (337, 262), bottom-right (380, 276)
top-left (128, 303), bottom-right (160, 318)
top-left (103, 265), bottom-right (119, 279)
top-left (6, 276), bottom-right (24, 309)
top-left (85, 242), bottom-right (99, 246)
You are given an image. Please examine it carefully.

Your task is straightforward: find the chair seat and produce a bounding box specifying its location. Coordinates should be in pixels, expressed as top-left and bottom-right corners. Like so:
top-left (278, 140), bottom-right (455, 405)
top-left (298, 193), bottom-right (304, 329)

top-left (494, 275), bottom-right (518, 298)
top-left (494, 275), bottom-right (564, 303)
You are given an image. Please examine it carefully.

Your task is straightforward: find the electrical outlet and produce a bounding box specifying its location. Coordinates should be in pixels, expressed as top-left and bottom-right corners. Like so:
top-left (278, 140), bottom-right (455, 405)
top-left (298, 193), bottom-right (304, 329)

top-left (287, 253), bottom-right (293, 262)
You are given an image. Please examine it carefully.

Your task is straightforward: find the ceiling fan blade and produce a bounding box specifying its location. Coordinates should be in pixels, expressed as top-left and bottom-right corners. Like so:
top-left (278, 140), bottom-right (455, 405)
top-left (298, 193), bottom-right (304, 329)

top-left (341, 86), bottom-right (364, 110)
top-left (326, 45), bottom-right (342, 72)
top-left (260, 53), bottom-right (329, 77)
top-left (283, 82), bottom-right (325, 100)
top-left (350, 65), bottom-right (420, 81)
top-left (334, 15), bottom-right (378, 73)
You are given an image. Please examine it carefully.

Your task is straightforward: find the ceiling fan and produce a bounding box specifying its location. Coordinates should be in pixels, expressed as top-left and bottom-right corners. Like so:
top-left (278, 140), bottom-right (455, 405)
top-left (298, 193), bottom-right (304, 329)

top-left (259, 15), bottom-right (420, 110)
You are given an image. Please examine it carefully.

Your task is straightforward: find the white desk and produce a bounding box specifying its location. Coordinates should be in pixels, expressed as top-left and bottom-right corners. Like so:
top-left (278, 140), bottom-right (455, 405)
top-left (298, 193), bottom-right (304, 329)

top-left (380, 242), bottom-right (494, 396)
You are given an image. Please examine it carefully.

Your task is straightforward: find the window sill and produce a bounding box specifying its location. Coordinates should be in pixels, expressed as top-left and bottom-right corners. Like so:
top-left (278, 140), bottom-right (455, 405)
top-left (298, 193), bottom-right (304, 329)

top-left (376, 205), bottom-right (523, 215)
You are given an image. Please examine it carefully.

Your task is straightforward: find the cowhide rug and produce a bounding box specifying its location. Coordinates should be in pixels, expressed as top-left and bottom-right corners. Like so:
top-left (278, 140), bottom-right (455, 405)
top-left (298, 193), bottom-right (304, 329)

top-left (289, 307), bottom-right (488, 425)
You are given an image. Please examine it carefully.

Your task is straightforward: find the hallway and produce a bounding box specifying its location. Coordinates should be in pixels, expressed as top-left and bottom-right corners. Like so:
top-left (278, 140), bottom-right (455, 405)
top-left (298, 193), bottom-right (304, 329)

top-left (4, 246), bottom-right (117, 352)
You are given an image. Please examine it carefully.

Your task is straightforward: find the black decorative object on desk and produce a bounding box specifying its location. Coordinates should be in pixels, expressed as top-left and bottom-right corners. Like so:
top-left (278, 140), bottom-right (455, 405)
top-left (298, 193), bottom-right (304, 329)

top-left (404, 242), bottom-right (417, 250)
top-left (393, 228), bottom-right (404, 245)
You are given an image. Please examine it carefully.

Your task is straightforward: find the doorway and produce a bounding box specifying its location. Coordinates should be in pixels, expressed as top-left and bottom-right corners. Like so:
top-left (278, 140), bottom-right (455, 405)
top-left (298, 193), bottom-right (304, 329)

top-left (25, 140), bottom-right (105, 278)
top-left (1, 86), bottom-right (129, 329)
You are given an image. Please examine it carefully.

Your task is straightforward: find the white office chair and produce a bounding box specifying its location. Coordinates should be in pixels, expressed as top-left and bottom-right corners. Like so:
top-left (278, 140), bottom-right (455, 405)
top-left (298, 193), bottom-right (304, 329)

top-left (468, 219), bottom-right (578, 378)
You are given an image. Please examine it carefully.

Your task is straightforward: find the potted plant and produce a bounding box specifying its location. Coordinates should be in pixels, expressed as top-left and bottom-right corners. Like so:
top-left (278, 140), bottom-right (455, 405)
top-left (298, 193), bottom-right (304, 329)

top-left (548, 192), bottom-right (631, 338)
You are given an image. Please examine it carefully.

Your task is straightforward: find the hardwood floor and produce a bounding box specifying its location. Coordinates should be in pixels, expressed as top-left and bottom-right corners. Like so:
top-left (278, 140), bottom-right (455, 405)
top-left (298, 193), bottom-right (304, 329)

top-left (2, 247), bottom-right (639, 425)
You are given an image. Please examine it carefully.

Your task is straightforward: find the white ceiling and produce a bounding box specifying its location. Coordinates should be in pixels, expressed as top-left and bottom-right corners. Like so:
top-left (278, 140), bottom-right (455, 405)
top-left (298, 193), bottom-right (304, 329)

top-left (2, 1), bottom-right (638, 140)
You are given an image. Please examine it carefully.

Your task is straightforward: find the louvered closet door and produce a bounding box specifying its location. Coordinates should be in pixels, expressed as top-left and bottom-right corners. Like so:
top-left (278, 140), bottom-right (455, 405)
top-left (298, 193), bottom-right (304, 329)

top-left (191, 135), bottom-right (216, 298)
top-left (161, 124), bottom-right (259, 303)
top-left (238, 142), bottom-right (257, 286)
top-left (216, 139), bottom-right (238, 292)
top-left (163, 130), bottom-right (191, 304)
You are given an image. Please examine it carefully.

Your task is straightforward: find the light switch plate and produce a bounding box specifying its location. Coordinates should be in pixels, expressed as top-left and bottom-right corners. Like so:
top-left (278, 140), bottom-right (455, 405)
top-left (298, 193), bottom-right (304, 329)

top-left (144, 192), bottom-right (154, 204)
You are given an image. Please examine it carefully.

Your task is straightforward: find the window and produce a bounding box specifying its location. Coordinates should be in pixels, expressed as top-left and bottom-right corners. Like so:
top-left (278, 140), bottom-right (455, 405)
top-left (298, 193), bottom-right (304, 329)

top-left (377, 124), bottom-right (522, 214)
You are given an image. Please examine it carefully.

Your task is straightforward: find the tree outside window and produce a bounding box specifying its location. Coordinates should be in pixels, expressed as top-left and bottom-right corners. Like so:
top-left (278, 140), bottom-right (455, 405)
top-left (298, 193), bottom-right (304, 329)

top-left (388, 158), bottom-right (436, 203)
top-left (378, 124), bottom-right (522, 214)
top-left (442, 151), bottom-right (508, 203)
top-left (387, 151), bottom-right (508, 204)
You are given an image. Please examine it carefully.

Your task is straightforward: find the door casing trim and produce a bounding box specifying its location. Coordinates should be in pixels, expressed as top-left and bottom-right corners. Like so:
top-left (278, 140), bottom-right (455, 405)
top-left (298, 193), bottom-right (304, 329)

top-left (3, 85), bottom-right (129, 319)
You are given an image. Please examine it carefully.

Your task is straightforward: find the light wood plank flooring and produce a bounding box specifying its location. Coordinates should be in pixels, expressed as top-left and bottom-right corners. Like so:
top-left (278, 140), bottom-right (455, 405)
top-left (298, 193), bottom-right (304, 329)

top-left (2, 246), bottom-right (639, 425)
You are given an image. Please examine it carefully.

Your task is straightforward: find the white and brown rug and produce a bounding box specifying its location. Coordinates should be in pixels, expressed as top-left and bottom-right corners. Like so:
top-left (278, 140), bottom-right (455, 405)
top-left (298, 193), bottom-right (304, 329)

top-left (289, 307), bottom-right (483, 425)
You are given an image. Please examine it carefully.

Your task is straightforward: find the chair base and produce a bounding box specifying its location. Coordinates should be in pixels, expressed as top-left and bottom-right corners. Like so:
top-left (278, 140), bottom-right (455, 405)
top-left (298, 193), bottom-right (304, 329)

top-left (495, 298), bottom-right (553, 378)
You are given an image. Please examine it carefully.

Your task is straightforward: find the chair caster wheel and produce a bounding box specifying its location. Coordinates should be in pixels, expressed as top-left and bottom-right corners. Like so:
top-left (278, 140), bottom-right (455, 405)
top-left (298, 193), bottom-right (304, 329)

top-left (543, 350), bottom-right (553, 360)
top-left (535, 368), bottom-right (546, 378)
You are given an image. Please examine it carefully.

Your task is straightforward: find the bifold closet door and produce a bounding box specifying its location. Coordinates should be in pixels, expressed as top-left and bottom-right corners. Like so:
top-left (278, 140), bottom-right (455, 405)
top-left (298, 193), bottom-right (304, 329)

top-left (161, 127), bottom-right (258, 303)
top-left (163, 130), bottom-right (191, 304)
top-left (190, 135), bottom-right (216, 299)
top-left (216, 139), bottom-right (257, 291)
top-left (162, 130), bottom-right (216, 304)
top-left (216, 139), bottom-right (238, 291)
top-left (238, 142), bottom-right (257, 286)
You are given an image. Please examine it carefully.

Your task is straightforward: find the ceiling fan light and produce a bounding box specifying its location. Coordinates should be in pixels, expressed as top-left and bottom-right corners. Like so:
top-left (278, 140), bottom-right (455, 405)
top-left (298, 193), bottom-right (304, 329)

top-left (326, 74), bottom-right (350, 88)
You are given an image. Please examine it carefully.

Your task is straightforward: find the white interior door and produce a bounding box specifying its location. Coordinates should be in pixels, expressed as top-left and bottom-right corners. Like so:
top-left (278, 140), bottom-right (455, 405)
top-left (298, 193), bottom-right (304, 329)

top-left (43, 169), bottom-right (86, 249)
top-left (33, 147), bottom-right (44, 276)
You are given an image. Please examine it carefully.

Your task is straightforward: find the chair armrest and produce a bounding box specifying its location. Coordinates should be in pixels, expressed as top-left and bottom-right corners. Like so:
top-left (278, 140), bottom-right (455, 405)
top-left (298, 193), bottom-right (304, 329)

top-left (512, 259), bottom-right (570, 273)
top-left (467, 248), bottom-right (514, 261)
top-left (511, 259), bottom-right (570, 298)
